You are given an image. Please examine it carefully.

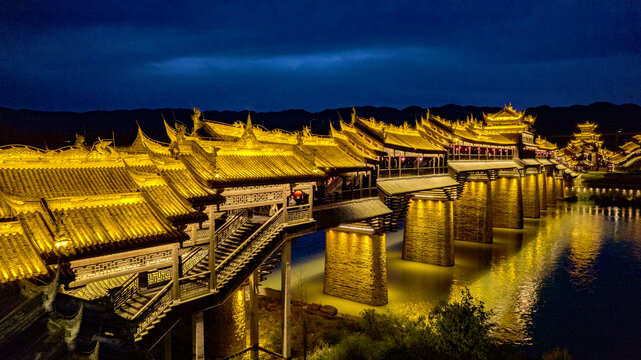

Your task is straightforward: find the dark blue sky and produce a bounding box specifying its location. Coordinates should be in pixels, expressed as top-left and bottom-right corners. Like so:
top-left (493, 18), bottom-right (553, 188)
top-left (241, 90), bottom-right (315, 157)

top-left (1, 1), bottom-right (640, 112)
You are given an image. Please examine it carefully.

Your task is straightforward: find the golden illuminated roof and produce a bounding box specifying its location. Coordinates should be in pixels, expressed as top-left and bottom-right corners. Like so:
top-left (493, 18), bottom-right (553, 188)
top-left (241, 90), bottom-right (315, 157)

top-left (20, 193), bottom-right (186, 260)
top-left (162, 120), bottom-right (326, 187)
top-left (417, 113), bottom-right (453, 147)
top-left (128, 168), bottom-right (207, 225)
top-left (330, 122), bottom-right (379, 163)
top-left (428, 114), bottom-right (517, 145)
top-left (179, 138), bottom-right (325, 187)
top-left (191, 112), bottom-right (368, 173)
top-left (576, 121), bottom-right (598, 132)
top-left (535, 136), bottom-right (558, 151)
top-left (123, 128), bottom-right (223, 206)
top-left (620, 141), bottom-right (640, 152)
top-left (483, 104), bottom-right (535, 132)
top-left (296, 129), bottom-right (369, 171)
top-left (351, 110), bottom-right (445, 152)
top-left (0, 221), bottom-right (49, 283)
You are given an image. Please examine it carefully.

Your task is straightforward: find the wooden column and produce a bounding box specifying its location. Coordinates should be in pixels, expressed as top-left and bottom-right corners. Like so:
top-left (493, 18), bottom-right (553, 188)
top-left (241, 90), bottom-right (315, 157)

top-left (208, 206), bottom-right (216, 291)
top-left (138, 271), bottom-right (148, 290)
top-left (249, 271), bottom-right (259, 360)
top-left (308, 183), bottom-right (314, 219)
top-left (283, 184), bottom-right (289, 223)
top-left (191, 223), bottom-right (197, 243)
top-left (281, 239), bottom-right (292, 359)
top-left (192, 311), bottom-right (205, 360)
top-left (172, 243), bottom-right (180, 302)
top-left (368, 172), bottom-right (372, 197)
top-left (164, 332), bottom-right (172, 360)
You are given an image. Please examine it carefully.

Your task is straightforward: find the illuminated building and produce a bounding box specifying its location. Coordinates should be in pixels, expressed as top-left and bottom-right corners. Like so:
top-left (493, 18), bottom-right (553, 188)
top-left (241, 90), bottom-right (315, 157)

top-left (0, 105), bottom-right (583, 358)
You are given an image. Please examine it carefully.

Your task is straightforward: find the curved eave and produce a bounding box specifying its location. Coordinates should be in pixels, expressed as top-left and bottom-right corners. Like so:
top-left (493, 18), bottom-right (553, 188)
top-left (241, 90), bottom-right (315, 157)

top-left (382, 142), bottom-right (446, 154)
top-left (320, 165), bottom-right (374, 176)
top-left (167, 211), bottom-right (208, 226)
top-left (42, 231), bottom-right (189, 264)
top-left (205, 173), bottom-right (327, 188)
top-left (185, 193), bottom-right (226, 207)
top-left (353, 118), bottom-right (385, 142)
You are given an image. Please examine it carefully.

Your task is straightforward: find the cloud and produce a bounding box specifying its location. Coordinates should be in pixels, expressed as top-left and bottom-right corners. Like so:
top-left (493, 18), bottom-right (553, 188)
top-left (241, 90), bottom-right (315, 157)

top-left (148, 47), bottom-right (438, 75)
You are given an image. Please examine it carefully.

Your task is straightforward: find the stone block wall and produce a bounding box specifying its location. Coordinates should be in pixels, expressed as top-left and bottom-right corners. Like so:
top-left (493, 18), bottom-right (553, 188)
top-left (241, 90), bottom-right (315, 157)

top-left (453, 180), bottom-right (493, 243)
top-left (522, 174), bottom-right (540, 218)
top-left (403, 199), bottom-right (454, 266)
top-left (491, 176), bottom-right (523, 229)
top-left (323, 229), bottom-right (388, 306)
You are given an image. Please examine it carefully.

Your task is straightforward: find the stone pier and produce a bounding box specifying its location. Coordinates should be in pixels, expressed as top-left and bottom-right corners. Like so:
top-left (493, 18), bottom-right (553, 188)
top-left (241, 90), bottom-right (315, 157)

top-left (564, 177), bottom-right (575, 198)
top-left (324, 227), bottom-right (388, 305)
top-left (491, 176), bottom-right (523, 229)
top-left (453, 179), bottom-right (493, 243)
top-left (538, 173), bottom-right (547, 211)
top-left (555, 178), bottom-right (564, 200)
top-left (522, 173), bottom-right (540, 218)
top-left (403, 198), bottom-right (454, 266)
top-left (203, 288), bottom-right (247, 359)
top-left (546, 173), bottom-right (556, 205)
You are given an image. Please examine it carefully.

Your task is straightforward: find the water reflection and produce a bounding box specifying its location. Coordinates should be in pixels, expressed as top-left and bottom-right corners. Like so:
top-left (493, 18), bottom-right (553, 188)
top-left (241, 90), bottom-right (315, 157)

top-left (262, 203), bottom-right (641, 348)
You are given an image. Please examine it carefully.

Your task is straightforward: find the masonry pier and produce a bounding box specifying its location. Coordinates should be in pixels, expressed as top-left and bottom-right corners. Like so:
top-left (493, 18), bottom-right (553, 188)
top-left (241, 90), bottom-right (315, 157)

top-left (453, 178), bottom-right (493, 243)
top-left (323, 226), bottom-right (388, 306)
top-left (492, 174), bottom-right (524, 229)
top-left (403, 198), bottom-right (454, 266)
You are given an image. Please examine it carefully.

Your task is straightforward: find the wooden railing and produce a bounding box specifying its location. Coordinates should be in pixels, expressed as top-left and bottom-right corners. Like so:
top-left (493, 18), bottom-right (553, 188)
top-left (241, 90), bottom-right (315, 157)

top-left (286, 204), bottom-right (310, 224)
top-left (216, 209), bottom-right (284, 286)
top-left (112, 210), bottom-right (249, 311)
top-left (132, 209), bottom-right (286, 340)
top-left (214, 210), bottom-right (249, 246)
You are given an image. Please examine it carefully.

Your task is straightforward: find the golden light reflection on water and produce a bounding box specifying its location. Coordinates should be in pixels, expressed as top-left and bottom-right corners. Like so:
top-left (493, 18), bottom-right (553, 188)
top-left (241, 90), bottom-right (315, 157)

top-left (262, 203), bottom-right (641, 344)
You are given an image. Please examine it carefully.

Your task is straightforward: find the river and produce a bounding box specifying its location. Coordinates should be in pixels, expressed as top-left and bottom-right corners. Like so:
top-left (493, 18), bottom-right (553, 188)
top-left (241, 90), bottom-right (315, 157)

top-left (262, 202), bottom-right (641, 359)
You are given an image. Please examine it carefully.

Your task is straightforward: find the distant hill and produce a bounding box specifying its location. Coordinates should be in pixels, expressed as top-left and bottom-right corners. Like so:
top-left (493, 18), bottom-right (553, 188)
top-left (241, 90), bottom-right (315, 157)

top-left (1, 102), bottom-right (640, 150)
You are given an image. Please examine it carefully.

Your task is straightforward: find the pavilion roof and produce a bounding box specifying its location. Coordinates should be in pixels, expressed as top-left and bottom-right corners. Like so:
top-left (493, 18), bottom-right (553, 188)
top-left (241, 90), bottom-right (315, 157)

top-left (535, 136), bottom-right (558, 151)
top-left (19, 193), bottom-right (187, 262)
top-left (189, 112), bottom-right (369, 173)
top-left (123, 129), bottom-right (224, 206)
top-left (330, 123), bottom-right (380, 164)
top-left (620, 141), bottom-right (640, 152)
top-left (351, 110), bottom-right (445, 153)
top-left (335, 118), bottom-right (387, 157)
top-left (0, 141), bottom-right (199, 282)
top-left (427, 115), bottom-right (517, 145)
top-left (163, 121), bottom-right (327, 187)
top-left (0, 221), bottom-right (49, 283)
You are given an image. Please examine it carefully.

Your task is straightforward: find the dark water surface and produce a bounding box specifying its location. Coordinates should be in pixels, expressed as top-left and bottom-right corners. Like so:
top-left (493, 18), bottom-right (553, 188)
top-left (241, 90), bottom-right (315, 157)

top-left (263, 203), bottom-right (641, 359)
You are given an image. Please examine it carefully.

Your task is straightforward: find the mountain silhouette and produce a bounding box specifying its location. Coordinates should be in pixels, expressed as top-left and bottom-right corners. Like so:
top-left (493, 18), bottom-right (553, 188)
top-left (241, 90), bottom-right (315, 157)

top-left (1, 102), bottom-right (640, 150)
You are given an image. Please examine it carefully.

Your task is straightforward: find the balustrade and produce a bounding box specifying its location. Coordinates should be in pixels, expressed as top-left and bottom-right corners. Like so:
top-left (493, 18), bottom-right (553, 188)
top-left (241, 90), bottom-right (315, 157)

top-left (132, 208), bottom-right (287, 340)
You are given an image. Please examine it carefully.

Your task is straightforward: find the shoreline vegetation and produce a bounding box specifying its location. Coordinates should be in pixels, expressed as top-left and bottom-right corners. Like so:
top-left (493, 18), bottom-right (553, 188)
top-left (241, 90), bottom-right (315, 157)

top-left (575, 171), bottom-right (641, 206)
top-left (253, 289), bottom-right (572, 360)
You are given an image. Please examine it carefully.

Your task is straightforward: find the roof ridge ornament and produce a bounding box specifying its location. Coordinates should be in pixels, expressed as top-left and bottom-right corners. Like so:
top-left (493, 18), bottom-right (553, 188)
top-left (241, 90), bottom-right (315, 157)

top-left (210, 146), bottom-right (221, 177)
top-left (241, 112), bottom-right (258, 145)
top-left (91, 138), bottom-right (114, 156)
top-left (74, 134), bottom-right (86, 148)
top-left (191, 107), bottom-right (203, 135)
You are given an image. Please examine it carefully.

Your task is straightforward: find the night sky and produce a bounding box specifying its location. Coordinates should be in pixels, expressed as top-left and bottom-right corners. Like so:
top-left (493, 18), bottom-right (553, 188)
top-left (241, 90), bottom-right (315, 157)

top-left (1, 1), bottom-right (640, 112)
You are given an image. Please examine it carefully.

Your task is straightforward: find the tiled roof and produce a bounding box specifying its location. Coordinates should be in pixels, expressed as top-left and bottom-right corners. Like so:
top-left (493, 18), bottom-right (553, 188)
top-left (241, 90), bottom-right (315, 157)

top-left (0, 221), bottom-right (49, 283)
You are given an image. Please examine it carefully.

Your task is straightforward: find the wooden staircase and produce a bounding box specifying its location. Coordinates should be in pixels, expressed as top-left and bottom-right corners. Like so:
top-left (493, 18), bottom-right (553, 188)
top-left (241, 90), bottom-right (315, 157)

top-left (127, 209), bottom-right (289, 345)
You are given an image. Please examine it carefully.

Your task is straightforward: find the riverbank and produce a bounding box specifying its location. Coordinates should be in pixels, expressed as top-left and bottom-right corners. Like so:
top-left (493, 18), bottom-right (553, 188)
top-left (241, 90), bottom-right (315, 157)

top-left (259, 203), bottom-right (641, 359)
top-left (574, 171), bottom-right (641, 206)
